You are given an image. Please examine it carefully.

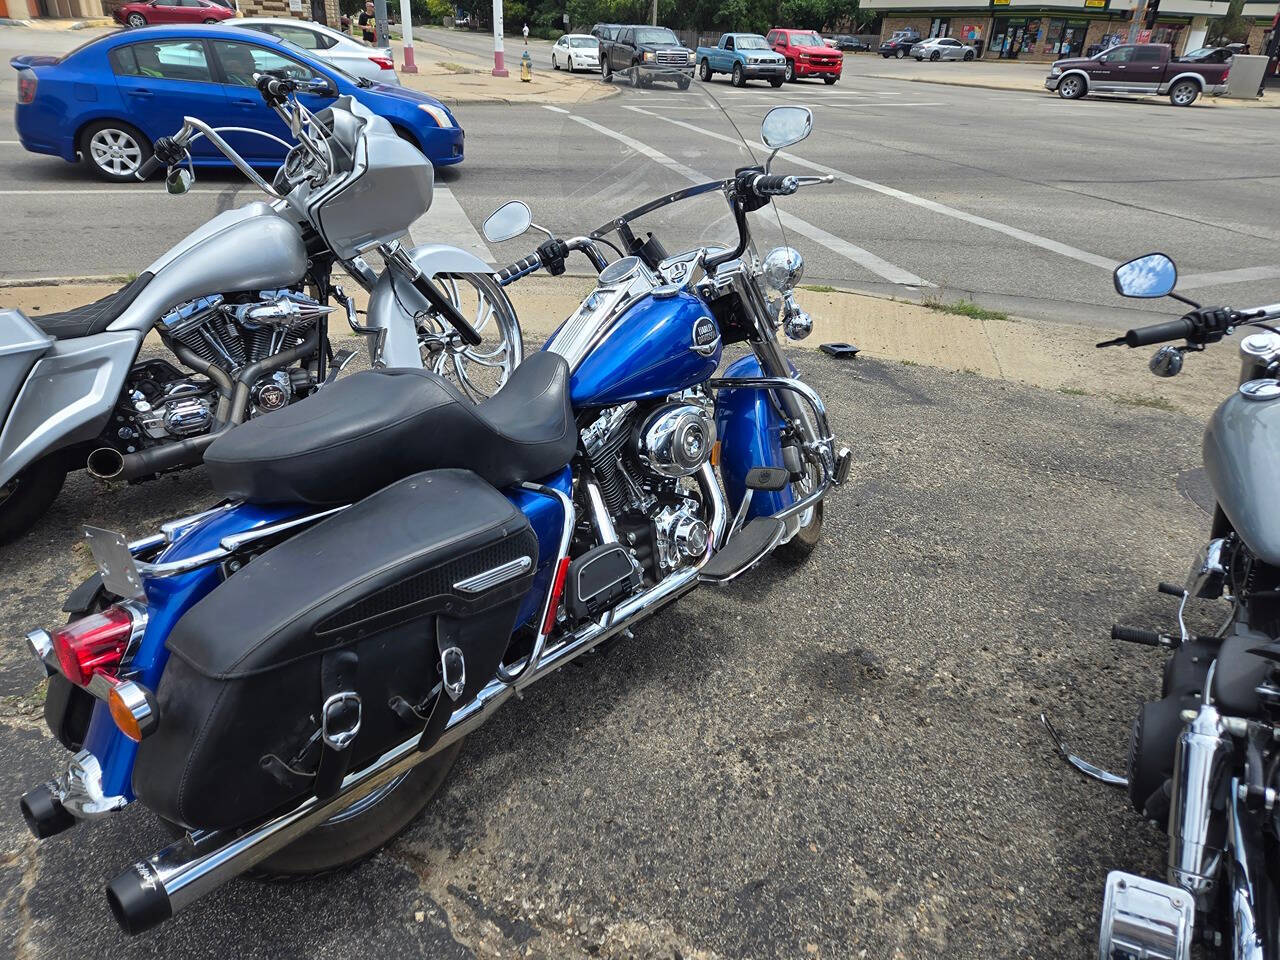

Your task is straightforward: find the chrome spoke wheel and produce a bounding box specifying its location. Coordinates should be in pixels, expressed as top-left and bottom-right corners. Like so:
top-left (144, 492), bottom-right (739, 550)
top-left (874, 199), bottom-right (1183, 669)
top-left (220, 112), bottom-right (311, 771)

top-left (90, 129), bottom-right (142, 177)
top-left (416, 272), bottom-right (522, 402)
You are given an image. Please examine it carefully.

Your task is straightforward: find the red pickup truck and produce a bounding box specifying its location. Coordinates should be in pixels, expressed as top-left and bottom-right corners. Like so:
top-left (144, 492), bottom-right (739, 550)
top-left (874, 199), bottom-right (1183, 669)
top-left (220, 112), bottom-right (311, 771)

top-left (766, 28), bottom-right (843, 84)
top-left (1044, 42), bottom-right (1230, 106)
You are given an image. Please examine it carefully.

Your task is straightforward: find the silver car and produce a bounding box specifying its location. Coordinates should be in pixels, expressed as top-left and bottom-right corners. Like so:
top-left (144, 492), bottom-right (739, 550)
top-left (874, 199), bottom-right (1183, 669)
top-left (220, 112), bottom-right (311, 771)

top-left (231, 18), bottom-right (399, 84)
top-left (910, 37), bottom-right (976, 61)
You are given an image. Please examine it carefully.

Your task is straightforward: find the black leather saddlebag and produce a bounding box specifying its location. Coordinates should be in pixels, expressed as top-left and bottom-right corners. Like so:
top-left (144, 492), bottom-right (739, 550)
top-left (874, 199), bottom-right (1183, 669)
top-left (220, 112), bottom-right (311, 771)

top-left (133, 469), bottom-right (537, 831)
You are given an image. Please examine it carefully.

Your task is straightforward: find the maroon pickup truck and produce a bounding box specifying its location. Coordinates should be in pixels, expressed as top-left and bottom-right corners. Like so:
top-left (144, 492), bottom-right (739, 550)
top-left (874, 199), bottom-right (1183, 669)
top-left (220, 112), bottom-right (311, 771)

top-left (1044, 42), bottom-right (1230, 106)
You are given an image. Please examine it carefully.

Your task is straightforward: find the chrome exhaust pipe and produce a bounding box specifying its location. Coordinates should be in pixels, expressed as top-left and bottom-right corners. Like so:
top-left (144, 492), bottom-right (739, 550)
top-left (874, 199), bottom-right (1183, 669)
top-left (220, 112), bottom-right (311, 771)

top-left (85, 447), bottom-right (125, 481)
top-left (104, 465), bottom-right (729, 935)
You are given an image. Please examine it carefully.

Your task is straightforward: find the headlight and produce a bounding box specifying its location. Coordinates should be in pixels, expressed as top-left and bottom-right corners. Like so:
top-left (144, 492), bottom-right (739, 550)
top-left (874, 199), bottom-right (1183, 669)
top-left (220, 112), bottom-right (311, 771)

top-left (643, 51), bottom-right (654, 62)
top-left (418, 104), bottom-right (453, 128)
top-left (763, 247), bottom-right (805, 292)
top-left (1050, 65), bottom-right (1062, 75)
top-left (687, 51), bottom-right (695, 63)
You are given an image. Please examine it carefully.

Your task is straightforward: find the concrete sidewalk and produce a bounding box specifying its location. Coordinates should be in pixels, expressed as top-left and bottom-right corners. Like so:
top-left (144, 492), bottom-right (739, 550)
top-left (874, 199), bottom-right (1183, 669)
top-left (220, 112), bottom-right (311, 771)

top-left (0, 16), bottom-right (112, 28)
top-left (392, 34), bottom-right (614, 106)
top-left (856, 56), bottom-right (1278, 108)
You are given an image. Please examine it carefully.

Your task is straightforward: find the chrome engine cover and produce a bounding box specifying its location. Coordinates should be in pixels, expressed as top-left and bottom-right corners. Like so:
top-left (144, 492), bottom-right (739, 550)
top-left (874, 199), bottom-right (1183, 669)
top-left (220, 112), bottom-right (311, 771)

top-left (654, 499), bottom-right (709, 572)
top-left (635, 401), bottom-right (716, 479)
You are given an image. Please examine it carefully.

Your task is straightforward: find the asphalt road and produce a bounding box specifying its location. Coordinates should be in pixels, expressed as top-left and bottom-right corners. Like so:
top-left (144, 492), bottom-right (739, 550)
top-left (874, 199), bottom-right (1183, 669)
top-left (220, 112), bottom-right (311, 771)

top-left (2, 26), bottom-right (1278, 329)
top-left (0, 343), bottom-right (1224, 959)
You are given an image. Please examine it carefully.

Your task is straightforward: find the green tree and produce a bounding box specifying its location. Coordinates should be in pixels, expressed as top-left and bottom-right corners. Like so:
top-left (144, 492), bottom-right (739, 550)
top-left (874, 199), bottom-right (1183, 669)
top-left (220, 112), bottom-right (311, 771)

top-left (1207, 0), bottom-right (1251, 43)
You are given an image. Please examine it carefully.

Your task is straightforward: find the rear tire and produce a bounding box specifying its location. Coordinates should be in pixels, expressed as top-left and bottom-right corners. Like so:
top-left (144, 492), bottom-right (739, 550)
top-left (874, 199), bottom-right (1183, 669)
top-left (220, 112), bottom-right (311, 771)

top-left (252, 740), bottom-right (463, 878)
top-left (126, 11), bottom-right (145, 26)
top-left (81, 119), bottom-right (152, 182)
top-left (823, 76), bottom-right (837, 84)
top-left (963, 50), bottom-right (975, 61)
top-left (0, 455), bottom-right (67, 545)
top-left (1169, 79), bottom-right (1199, 106)
top-left (929, 50), bottom-right (940, 61)
top-left (202, 17), bottom-right (217, 22)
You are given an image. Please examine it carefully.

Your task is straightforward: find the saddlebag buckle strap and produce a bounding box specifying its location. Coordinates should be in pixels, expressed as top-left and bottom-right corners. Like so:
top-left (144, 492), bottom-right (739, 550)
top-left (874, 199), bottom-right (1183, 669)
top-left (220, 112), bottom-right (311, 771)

top-left (321, 692), bottom-right (362, 751)
top-left (441, 646), bottom-right (466, 702)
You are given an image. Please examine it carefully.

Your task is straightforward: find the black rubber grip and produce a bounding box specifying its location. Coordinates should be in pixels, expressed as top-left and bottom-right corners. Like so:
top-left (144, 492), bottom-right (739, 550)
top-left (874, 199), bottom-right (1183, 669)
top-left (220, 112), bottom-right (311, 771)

top-left (497, 252), bottom-right (542, 284)
top-left (1123, 317), bottom-right (1195, 348)
top-left (1158, 582), bottom-right (1186, 597)
top-left (256, 73), bottom-right (294, 104)
top-left (752, 174), bottom-right (798, 196)
top-left (1112, 625), bottom-right (1166, 647)
top-left (135, 155), bottom-right (162, 181)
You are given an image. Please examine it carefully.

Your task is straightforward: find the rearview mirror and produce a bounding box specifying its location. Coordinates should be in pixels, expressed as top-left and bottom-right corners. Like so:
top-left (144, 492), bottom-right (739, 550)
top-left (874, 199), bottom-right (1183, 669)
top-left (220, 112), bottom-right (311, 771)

top-left (761, 106), bottom-right (813, 150)
top-left (482, 200), bottom-right (532, 243)
top-left (1114, 253), bottom-right (1177, 299)
top-left (165, 166), bottom-right (194, 195)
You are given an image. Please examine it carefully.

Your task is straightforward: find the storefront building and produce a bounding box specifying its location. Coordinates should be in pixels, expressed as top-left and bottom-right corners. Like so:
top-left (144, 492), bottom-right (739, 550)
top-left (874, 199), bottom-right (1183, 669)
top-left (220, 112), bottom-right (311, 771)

top-left (867, 0), bottom-right (1280, 61)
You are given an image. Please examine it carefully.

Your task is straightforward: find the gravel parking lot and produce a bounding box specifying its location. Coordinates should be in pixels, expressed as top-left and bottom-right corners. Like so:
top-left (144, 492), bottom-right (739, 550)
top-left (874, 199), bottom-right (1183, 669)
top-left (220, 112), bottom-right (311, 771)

top-left (0, 344), bottom-right (1221, 959)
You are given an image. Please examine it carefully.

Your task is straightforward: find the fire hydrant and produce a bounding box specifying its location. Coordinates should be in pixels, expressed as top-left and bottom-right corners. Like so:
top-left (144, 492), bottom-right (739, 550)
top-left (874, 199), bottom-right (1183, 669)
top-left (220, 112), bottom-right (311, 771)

top-left (520, 50), bottom-right (533, 82)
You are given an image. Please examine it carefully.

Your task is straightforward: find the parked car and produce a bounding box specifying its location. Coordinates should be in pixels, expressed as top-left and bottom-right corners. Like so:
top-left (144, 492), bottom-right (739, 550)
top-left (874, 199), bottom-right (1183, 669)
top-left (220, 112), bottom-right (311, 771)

top-left (832, 35), bottom-right (869, 52)
top-left (1045, 42), bottom-right (1231, 106)
top-left (11, 25), bottom-right (463, 182)
top-left (598, 25), bottom-right (694, 88)
top-left (695, 32), bottom-right (785, 87)
top-left (232, 17), bottom-right (398, 84)
top-left (114, 0), bottom-right (234, 28)
top-left (766, 28), bottom-right (842, 84)
top-left (879, 29), bottom-right (921, 58)
top-left (551, 33), bottom-right (600, 72)
top-left (1177, 45), bottom-right (1235, 64)
top-left (911, 37), bottom-right (976, 61)
top-left (590, 22), bottom-right (621, 43)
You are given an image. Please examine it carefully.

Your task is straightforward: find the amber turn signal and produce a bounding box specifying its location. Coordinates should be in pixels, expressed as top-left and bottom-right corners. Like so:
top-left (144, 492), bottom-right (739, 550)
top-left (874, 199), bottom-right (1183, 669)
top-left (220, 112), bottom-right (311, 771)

top-left (108, 680), bottom-right (158, 742)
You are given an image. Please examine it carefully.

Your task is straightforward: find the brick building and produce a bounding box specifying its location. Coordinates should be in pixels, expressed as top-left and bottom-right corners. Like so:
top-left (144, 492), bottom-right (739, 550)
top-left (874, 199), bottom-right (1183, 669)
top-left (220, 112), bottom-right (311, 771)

top-left (865, 0), bottom-right (1279, 61)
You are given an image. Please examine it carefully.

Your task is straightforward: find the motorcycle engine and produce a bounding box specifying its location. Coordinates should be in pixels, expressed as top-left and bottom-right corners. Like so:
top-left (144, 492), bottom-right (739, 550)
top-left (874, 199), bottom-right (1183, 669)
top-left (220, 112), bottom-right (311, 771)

top-left (581, 396), bottom-right (716, 580)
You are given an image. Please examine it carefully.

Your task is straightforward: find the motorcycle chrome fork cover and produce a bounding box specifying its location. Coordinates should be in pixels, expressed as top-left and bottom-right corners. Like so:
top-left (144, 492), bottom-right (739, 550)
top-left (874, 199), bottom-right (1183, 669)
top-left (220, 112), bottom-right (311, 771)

top-left (1167, 701), bottom-right (1231, 905)
top-left (1099, 871), bottom-right (1194, 960)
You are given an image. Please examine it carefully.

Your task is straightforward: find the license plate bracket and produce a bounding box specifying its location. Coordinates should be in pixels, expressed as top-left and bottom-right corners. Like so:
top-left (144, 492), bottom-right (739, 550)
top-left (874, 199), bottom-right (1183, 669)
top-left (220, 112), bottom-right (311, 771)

top-left (83, 526), bottom-right (145, 600)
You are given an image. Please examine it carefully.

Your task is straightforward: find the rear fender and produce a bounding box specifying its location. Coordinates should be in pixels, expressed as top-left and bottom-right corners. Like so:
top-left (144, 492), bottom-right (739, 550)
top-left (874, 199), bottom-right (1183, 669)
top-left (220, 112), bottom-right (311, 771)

top-left (714, 354), bottom-right (796, 520)
top-left (82, 500), bottom-right (313, 801)
top-left (1158, 71), bottom-right (1206, 95)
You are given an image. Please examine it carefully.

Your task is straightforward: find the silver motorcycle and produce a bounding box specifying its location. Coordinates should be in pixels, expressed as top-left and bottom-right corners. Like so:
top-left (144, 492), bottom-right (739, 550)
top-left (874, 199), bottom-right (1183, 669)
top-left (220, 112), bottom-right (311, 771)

top-left (1048, 252), bottom-right (1280, 960)
top-left (0, 73), bottom-right (520, 544)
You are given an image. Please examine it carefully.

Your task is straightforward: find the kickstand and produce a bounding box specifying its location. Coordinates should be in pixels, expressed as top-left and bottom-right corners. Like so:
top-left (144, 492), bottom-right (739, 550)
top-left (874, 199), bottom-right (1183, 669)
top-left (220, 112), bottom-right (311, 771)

top-left (1040, 713), bottom-right (1128, 788)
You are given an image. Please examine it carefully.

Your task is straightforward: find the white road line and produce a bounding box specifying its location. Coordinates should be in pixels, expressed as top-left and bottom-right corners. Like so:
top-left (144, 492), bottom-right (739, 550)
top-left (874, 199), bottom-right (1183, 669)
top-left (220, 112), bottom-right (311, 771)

top-left (624, 104), bottom-right (1119, 272)
top-left (1177, 264), bottom-right (1280, 291)
top-left (573, 112), bottom-right (927, 287)
top-left (541, 105), bottom-right (570, 114)
top-left (408, 184), bottom-right (493, 263)
top-left (816, 101), bottom-right (947, 107)
top-left (0, 140), bottom-right (21, 145)
top-left (0, 188), bottom-right (231, 195)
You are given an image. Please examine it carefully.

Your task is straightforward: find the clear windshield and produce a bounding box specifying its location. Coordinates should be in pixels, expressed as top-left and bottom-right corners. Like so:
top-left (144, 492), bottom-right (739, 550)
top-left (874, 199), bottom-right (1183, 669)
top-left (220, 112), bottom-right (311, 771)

top-left (483, 70), bottom-right (789, 278)
top-left (791, 34), bottom-right (824, 47)
top-left (570, 37), bottom-right (596, 48)
top-left (635, 28), bottom-right (679, 45)
top-left (736, 36), bottom-right (769, 50)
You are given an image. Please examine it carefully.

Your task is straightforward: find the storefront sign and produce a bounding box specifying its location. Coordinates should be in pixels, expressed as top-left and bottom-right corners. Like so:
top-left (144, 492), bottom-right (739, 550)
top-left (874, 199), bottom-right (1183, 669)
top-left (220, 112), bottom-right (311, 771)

top-left (1083, 0), bottom-right (1107, 8)
top-left (992, 0), bottom-right (1011, 7)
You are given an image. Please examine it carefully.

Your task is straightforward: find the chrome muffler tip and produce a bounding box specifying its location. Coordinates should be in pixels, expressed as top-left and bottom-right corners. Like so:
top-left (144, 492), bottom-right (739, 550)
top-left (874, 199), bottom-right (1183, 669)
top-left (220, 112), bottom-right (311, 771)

top-left (1098, 871), bottom-right (1192, 960)
top-left (86, 447), bottom-right (126, 481)
top-left (106, 862), bottom-right (172, 936)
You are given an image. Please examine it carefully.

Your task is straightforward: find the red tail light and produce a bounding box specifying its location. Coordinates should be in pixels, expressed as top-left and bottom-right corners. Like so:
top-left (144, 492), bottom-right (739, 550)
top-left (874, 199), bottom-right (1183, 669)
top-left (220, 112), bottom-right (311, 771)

top-left (52, 605), bottom-right (137, 686)
top-left (1223, 67), bottom-right (1230, 82)
top-left (17, 71), bottom-right (37, 106)
top-left (369, 56), bottom-right (395, 70)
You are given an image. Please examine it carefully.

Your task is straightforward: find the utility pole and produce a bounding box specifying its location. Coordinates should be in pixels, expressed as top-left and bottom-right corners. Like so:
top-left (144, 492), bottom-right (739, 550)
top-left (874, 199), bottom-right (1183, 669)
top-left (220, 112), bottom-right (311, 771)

top-left (1127, 0), bottom-right (1150, 42)
top-left (650, 0), bottom-right (657, 26)
top-left (374, 0), bottom-right (389, 56)
top-left (491, 0), bottom-right (508, 75)
top-left (399, 0), bottom-right (417, 72)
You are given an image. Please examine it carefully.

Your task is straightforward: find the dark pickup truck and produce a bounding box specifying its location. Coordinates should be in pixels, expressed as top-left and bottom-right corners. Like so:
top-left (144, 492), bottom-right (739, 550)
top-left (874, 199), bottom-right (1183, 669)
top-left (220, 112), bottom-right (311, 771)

top-left (599, 25), bottom-right (695, 88)
top-left (1045, 42), bottom-right (1230, 106)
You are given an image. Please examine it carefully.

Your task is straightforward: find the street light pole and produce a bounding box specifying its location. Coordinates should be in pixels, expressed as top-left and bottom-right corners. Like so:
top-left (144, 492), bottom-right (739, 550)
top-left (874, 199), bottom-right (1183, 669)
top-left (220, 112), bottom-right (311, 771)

top-left (374, 0), bottom-right (389, 57)
top-left (650, 0), bottom-right (656, 26)
top-left (491, 0), bottom-right (508, 76)
top-left (398, 0), bottom-right (417, 72)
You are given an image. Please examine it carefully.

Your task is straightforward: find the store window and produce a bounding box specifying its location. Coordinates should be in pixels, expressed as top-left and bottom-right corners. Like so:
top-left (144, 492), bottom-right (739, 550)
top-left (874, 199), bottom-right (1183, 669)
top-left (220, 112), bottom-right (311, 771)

top-left (1019, 18), bottom-right (1041, 55)
top-left (1060, 20), bottom-right (1088, 57)
top-left (1043, 18), bottom-right (1065, 55)
top-left (1150, 23), bottom-right (1184, 46)
top-left (929, 17), bottom-right (951, 38)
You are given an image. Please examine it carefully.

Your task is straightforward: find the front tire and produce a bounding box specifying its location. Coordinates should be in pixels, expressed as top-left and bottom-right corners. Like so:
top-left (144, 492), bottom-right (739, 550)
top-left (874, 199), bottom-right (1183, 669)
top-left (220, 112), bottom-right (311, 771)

top-left (1169, 79), bottom-right (1200, 106)
top-left (82, 119), bottom-right (151, 183)
top-left (774, 461), bottom-right (824, 563)
top-left (769, 76), bottom-right (783, 87)
top-left (1057, 73), bottom-right (1086, 99)
top-left (201, 17), bottom-right (217, 22)
top-left (785, 59), bottom-right (795, 81)
top-left (929, 50), bottom-right (940, 61)
top-left (895, 48), bottom-right (905, 59)
top-left (600, 58), bottom-right (612, 82)
top-left (552, 53), bottom-right (559, 69)
top-left (676, 76), bottom-right (690, 90)
top-left (629, 62), bottom-right (642, 87)
top-left (255, 741), bottom-right (463, 878)
top-left (731, 63), bottom-right (744, 87)
top-left (699, 58), bottom-right (711, 82)
top-left (0, 455), bottom-right (67, 545)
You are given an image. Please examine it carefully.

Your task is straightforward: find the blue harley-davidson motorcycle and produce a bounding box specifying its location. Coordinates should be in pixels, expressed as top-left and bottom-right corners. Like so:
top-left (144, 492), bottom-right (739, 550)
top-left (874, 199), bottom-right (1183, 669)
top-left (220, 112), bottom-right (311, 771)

top-left (16, 90), bottom-right (850, 935)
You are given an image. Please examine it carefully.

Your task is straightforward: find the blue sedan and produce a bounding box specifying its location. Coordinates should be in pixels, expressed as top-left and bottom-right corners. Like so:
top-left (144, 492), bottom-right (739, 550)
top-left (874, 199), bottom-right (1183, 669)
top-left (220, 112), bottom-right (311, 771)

top-left (11, 25), bottom-right (463, 182)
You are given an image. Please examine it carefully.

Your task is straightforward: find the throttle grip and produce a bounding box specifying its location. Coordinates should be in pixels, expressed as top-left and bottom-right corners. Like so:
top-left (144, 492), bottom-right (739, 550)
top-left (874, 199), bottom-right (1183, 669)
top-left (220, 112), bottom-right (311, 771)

top-left (1121, 317), bottom-right (1196, 348)
top-left (135, 155), bottom-right (163, 181)
top-left (752, 174), bottom-right (799, 196)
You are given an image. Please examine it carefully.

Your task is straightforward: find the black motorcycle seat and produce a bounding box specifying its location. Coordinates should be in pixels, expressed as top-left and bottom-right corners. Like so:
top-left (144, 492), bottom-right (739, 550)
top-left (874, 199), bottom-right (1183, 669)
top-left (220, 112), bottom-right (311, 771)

top-left (205, 351), bottom-right (576, 505)
top-left (29, 272), bottom-right (154, 340)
